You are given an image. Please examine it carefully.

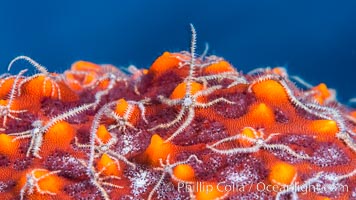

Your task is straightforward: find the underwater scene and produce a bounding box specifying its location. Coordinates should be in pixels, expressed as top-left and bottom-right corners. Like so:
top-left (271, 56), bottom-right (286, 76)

top-left (0, 1), bottom-right (355, 199)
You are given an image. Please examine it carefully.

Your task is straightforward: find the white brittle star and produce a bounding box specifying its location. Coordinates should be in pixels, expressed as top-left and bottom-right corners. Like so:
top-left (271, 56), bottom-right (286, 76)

top-left (19, 169), bottom-right (61, 200)
top-left (207, 128), bottom-right (311, 160)
top-left (8, 55), bottom-right (63, 99)
top-left (78, 159), bottom-right (123, 200)
top-left (8, 103), bottom-right (95, 158)
top-left (0, 69), bottom-right (28, 130)
top-left (148, 154), bottom-right (202, 200)
top-left (275, 172), bottom-right (323, 200)
top-left (74, 134), bottom-right (136, 169)
top-left (107, 99), bottom-right (149, 132)
top-left (149, 24), bottom-right (234, 143)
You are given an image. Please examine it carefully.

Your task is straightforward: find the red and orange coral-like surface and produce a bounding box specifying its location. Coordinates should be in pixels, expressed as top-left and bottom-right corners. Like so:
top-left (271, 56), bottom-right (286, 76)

top-left (0, 31), bottom-right (356, 200)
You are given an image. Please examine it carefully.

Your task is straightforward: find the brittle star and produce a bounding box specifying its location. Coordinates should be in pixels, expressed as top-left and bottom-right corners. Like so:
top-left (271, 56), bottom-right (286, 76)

top-left (8, 103), bottom-right (95, 158)
top-left (149, 24), bottom-right (234, 143)
top-left (78, 159), bottom-right (123, 200)
top-left (19, 169), bottom-right (61, 200)
top-left (86, 102), bottom-right (138, 175)
top-left (147, 154), bottom-right (202, 200)
top-left (8, 55), bottom-right (64, 99)
top-left (107, 99), bottom-right (149, 132)
top-left (74, 133), bottom-right (136, 169)
top-left (0, 69), bottom-right (28, 130)
top-left (207, 128), bottom-right (311, 160)
top-left (275, 172), bottom-right (323, 200)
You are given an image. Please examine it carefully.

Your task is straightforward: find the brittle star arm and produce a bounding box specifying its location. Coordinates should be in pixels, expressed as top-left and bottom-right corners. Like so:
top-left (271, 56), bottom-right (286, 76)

top-left (128, 99), bottom-right (150, 124)
top-left (88, 101), bottom-right (117, 170)
top-left (250, 74), bottom-right (356, 141)
top-left (79, 159), bottom-right (123, 200)
top-left (148, 154), bottom-right (202, 200)
top-left (332, 168), bottom-right (356, 182)
top-left (8, 130), bottom-right (33, 140)
top-left (42, 102), bottom-right (96, 133)
top-left (19, 169), bottom-right (61, 200)
top-left (8, 56), bottom-right (65, 99)
top-left (74, 134), bottom-right (136, 169)
top-left (164, 108), bottom-right (194, 143)
top-left (263, 144), bottom-right (311, 160)
top-left (275, 172), bottom-right (323, 200)
top-left (149, 106), bottom-right (187, 131)
top-left (9, 103), bottom-right (95, 158)
top-left (207, 133), bottom-right (310, 159)
top-left (208, 144), bottom-right (261, 155)
top-left (107, 111), bottom-right (137, 132)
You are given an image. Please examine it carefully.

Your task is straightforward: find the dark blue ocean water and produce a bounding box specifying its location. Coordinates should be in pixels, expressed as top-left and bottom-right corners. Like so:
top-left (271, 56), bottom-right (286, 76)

top-left (0, 1), bottom-right (355, 102)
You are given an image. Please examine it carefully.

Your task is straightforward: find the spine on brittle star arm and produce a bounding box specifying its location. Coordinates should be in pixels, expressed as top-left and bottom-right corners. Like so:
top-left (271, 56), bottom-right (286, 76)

top-left (88, 102), bottom-right (117, 170)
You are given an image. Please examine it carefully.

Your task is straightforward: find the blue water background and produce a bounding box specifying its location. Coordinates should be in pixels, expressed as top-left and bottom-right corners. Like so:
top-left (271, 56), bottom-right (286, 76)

top-left (0, 1), bottom-right (355, 102)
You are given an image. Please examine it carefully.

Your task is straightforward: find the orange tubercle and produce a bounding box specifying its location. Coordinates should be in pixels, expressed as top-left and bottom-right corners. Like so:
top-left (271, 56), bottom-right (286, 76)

top-left (308, 119), bottom-right (338, 141)
top-left (173, 164), bottom-right (196, 182)
top-left (170, 82), bottom-right (205, 102)
top-left (71, 60), bottom-right (101, 72)
top-left (149, 52), bottom-right (181, 75)
top-left (64, 72), bottom-right (83, 91)
top-left (271, 67), bottom-right (287, 76)
top-left (97, 153), bottom-right (121, 176)
top-left (44, 121), bottom-right (76, 152)
top-left (115, 98), bottom-right (130, 116)
top-left (142, 134), bottom-right (177, 166)
top-left (313, 196), bottom-right (331, 200)
top-left (0, 134), bottom-right (19, 157)
top-left (246, 103), bottom-right (275, 126)
top-left (114, 98), bottom-right (140, 125)
top-left (251, 79), bottom-right (289, 104)
top-left (203, 60), bottom-right (234, 74)
top-left (82, 71), bottom-right (97, 85)
top-left (0, 99), bottom-right (8, 107)
top-left (33, 170), bottom-right (62, 194)
top-left (268, 161), bottom-right (297, 186)
top-left (17, 169), bottom-right (62, 199)
top-left (194, 182), bottom-right (227, 200)
top-left (240, 127), bottom-right (262, 147)
top-left (20, 76), bottom-right (45, 98)
top-left (96, 125), bottom-right (112, 144)
top-left (312, 83), bottom-right (332, 104)
top-left (20, 75), bottom-right (78, 102)
top-left (0, 77), bottom-right (15, 99)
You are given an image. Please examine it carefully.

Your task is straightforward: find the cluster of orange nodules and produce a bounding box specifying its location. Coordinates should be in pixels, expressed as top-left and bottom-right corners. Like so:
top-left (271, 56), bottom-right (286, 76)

top-left (250, 79), bottom-right (339, 141)
top-left (0, 51), bottom-right (354, 200)
top-left (0, 74), bottom-right (79, 114)
top-left (65, 61), bottom-right (104, 91)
